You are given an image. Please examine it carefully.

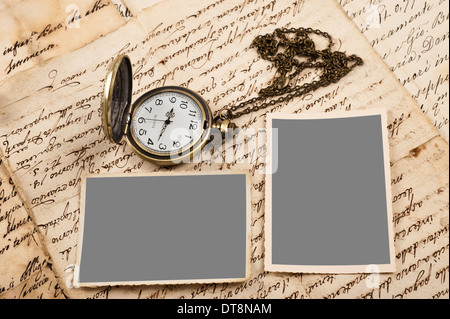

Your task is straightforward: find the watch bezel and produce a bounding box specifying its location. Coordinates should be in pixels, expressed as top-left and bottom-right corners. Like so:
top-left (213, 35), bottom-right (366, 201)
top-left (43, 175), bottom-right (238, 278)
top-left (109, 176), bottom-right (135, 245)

top-left (126, 86), bottom-right (212, 166)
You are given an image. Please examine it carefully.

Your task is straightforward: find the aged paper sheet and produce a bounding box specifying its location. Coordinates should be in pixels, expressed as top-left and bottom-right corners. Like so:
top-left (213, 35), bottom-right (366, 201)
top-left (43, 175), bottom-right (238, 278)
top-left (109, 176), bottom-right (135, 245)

top-left (340, 0), bottom-right (449, 141)
top-left (0, 159), bottom-right (66, 298)
top-left (0, 0), bottom-right (448, 299)
top-left (0, 0), bottom-right (125, 81)
top-left (122, 0), bottom-right (163, 16)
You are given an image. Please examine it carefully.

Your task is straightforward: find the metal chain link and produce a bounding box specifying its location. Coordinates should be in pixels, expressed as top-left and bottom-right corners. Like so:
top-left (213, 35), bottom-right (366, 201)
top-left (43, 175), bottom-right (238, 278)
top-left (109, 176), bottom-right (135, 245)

top-left (223, 27), bottom-right (364, 119)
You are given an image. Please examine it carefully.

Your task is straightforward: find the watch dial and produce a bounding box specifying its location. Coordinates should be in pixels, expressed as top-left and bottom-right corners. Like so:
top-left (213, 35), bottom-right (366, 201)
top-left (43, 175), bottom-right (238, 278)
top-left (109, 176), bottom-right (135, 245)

top-left (131, 91), bottom-right (205, 154)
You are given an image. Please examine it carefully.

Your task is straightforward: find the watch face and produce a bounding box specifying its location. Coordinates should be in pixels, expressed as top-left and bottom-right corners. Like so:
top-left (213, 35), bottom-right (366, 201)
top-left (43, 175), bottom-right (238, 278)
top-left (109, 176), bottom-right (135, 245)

top-left (130, 89), bottom-right (206, 155)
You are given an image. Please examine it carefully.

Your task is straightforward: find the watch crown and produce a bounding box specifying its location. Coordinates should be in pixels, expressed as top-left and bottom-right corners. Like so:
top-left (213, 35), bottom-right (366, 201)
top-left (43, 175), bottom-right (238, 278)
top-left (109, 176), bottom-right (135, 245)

top-left (212, 118), bottom-right (237, 137)
top-left (209, 117), bottom-right (238, 146)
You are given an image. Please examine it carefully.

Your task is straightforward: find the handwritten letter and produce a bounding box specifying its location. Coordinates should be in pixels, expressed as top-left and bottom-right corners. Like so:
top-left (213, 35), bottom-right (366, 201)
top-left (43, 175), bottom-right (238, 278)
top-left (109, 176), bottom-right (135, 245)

top-left (340, 0), bottom-right (449, 141)
top-left (0, 0), bottom-right (125, 81)
top-left (0, 159), bottom-right (65, 299)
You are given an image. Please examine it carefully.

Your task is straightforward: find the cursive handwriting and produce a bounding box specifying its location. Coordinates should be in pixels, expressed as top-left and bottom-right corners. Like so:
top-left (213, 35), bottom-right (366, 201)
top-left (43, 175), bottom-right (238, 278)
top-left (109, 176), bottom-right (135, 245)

top-left (0, 0), bottom-right (448, 300)
top-left (342, 0), bottom-right (449, 140)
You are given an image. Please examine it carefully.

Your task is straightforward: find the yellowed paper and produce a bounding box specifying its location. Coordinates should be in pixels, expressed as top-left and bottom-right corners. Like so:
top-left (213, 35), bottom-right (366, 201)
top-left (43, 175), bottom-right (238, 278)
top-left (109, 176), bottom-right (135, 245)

top-left (0, 159), bottom-right (65, 299)
top-left (340, 0), bottom-right (449, 141)
top-left (122, 0), bottom-right (163, 16)
top-left (0, 0), bottom-right (125, 81)
top-left (0, 0), bottom-right (448, 299)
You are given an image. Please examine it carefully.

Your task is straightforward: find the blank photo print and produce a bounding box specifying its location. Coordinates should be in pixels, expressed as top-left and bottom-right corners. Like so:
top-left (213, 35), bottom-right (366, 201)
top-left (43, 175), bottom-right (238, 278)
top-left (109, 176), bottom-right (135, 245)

top-left (76, 170), bottom-right (251, 287)
top-left (265, 110), bottom-right (395, 273)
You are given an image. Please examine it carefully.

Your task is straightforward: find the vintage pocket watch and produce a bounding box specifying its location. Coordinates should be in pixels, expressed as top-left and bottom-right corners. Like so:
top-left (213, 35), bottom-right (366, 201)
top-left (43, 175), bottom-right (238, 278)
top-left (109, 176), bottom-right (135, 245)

top-left (102, 54), bottom-right (235, 166)
top-left (101, 28), bottom-right (363, 166)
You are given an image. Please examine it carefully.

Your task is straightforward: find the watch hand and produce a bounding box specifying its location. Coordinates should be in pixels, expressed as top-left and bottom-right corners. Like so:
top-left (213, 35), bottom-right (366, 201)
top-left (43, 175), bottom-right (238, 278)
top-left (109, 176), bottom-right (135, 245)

top-left (165, 108), bottom-right (175, 119)
top-left (158, 109), bottom-right (175, 141)
top-left (158, 123), bottom-right (168, 141)
top-left (143, 118), bottom-right (173, 123)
